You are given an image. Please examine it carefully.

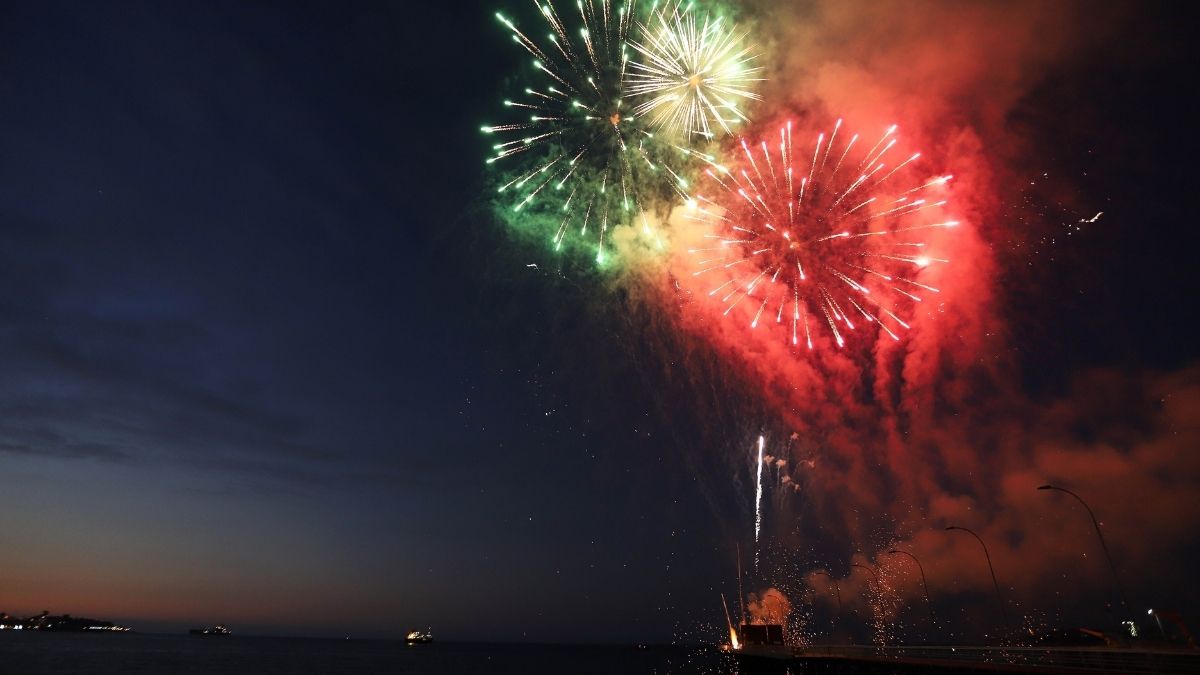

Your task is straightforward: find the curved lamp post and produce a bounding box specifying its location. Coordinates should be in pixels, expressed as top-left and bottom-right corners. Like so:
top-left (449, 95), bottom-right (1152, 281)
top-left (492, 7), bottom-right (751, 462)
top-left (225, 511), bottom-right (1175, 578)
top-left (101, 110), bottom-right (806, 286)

top-left (1037, 484), bottom-right (1129, 612)
top-left (946, 525), bottom-right (1011, 635)
top-left (813, 569), bottom-right (842, 639)
top-left (851, 562), bottom-right (895, 644)
top-left (813, 570), bottom-right (843, 613)
top-left (884, 549), bottom-right (937, 629)
top-left (850, 563), bottom-right (881, 620)
top-left (851, 562), bottom-right (879, 583)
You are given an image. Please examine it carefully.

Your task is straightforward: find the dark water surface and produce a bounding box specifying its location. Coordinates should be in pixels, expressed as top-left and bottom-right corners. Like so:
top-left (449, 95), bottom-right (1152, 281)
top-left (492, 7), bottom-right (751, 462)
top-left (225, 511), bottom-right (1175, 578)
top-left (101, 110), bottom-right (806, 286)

top-left (0, 633), bottom-right (733, 674)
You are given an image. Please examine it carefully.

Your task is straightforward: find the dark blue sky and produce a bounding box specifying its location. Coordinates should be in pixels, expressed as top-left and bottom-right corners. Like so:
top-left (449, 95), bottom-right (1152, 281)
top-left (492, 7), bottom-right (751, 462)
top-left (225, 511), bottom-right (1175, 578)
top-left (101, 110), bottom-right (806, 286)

top-left (0, 0), bottom-right (729, 640)
top-left (1, 0), bottom-right (1196, 643)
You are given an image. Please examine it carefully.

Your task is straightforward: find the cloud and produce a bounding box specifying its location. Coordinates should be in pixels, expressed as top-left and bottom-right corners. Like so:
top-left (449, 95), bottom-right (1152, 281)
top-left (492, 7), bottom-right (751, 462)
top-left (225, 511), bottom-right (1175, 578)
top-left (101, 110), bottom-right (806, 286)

top-left (0, 214), bottom-right (363, 489)
top-left (0, 438), bottom-right (129, 463)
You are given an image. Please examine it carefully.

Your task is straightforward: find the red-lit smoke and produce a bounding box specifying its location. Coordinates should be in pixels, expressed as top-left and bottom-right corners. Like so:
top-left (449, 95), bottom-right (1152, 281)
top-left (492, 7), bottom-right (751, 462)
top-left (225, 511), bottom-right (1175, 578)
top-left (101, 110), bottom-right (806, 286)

top-left (747, 587), bottom-right (792, 625)
top-left (648, 0), bottom-right (1195, 618)
top-left (682, 118), bottom-right (955, 352)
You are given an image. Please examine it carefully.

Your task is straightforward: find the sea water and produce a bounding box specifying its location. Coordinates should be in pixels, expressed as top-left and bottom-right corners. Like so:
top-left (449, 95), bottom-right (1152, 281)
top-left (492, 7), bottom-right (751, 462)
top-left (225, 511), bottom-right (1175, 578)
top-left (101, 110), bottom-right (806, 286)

top-left (0, 633), bottom-right (734, 674)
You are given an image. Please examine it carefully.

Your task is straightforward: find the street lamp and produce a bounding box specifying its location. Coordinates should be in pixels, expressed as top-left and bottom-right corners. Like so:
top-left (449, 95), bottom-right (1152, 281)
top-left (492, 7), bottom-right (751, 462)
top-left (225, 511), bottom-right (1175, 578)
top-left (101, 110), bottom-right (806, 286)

top-left (884, 549), bottom-right (937, 629)
top-left (945, 525), bottom-right (1011, 635)
top-left (851, 562), bottom-right (879, 584)
top-left (1037, 484), bottom-right (1129, 612)
top-left (813, 570), bottom-right (843, 613)
top-left (813, 569), bottom-right (842, 639)
top-left (850, 563), bottom-right (881, 623)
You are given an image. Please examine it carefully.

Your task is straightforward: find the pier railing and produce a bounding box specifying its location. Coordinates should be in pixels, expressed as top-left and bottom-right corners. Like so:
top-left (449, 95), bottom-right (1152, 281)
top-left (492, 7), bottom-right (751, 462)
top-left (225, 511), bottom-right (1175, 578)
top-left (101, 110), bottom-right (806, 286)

top-left (792, 644), bottom-right (1200, 673)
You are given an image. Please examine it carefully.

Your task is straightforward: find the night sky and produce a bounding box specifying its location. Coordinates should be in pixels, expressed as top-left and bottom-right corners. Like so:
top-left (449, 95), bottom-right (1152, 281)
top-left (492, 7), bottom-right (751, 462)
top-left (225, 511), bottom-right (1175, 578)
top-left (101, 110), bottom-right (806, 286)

top-left (2, 0), bottom-right (1197, 643)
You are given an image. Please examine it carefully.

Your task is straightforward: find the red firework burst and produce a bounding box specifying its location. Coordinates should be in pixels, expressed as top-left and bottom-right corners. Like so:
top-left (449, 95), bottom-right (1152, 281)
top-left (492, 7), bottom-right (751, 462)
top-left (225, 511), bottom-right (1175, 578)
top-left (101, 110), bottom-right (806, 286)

top-left (685, 119), bottom-right (958, 350)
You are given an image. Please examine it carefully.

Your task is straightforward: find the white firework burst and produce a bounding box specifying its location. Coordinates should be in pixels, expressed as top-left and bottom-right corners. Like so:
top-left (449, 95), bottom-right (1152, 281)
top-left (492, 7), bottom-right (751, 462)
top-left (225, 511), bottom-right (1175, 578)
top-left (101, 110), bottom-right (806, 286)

top-left (625, 2), bottom-right (762, 139)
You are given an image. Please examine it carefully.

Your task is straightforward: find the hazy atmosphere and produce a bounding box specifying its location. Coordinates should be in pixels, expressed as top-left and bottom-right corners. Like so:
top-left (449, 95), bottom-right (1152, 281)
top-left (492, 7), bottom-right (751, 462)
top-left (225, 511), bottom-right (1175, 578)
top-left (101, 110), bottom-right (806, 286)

top-left (2, 0), bottom-right (1196, 664)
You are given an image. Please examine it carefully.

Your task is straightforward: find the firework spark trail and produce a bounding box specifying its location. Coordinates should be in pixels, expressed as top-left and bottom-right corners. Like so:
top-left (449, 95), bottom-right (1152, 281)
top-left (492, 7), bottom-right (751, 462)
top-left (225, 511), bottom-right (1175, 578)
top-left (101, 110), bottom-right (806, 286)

top-left (720, 594), bottom-right (740, 648)
top-left (483, 0), bottom-right (700, 264)
top-left (625, 1), bottom-right (763, 139)
top-left (754, 434), bottom-right (764, 569)
top-left (685, 119), bottom-right (958, 351)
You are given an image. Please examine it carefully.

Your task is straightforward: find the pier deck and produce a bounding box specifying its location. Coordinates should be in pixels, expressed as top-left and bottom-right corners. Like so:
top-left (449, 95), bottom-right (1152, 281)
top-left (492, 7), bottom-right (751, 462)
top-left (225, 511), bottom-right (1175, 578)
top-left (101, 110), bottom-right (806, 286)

top-left (737, 644), bottom-right (1200, 674)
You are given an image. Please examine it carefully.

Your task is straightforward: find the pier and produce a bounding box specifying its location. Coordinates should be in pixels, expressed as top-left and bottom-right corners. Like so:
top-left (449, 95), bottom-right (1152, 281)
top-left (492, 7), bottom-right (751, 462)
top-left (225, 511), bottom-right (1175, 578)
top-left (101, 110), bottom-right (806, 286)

top-left (737, 644), bottom-right (1200, 674)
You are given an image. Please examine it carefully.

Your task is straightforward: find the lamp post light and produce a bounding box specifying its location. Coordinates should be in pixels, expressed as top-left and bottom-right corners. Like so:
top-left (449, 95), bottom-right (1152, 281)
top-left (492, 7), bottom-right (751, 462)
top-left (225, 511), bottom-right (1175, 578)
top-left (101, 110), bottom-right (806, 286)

top-left (885, 549), bottom-right (937, 630)
top-left (945, 525), bottom-right (1011, 636)
top-left (1037, 484), bottom-right (1129, 613)
top-left (1147, 608), bottom-right (1167, 640)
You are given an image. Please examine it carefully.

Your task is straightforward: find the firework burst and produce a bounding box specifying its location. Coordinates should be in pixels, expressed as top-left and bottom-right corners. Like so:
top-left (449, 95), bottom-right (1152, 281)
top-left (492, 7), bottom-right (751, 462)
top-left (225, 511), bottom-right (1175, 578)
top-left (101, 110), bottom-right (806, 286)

top-left (686, 119), bottom-right (958, 350)
top-left (483, 1), bottom-right (700, 264)
top-left (626, 1), bottom-right (762, 139)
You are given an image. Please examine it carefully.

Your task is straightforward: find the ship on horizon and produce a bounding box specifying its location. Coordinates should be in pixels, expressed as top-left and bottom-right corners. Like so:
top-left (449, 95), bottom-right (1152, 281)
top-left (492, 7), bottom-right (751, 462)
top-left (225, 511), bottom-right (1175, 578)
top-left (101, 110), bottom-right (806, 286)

top-left (189, 624), bottom-right (231, 636)
top-left (405, 628), bottom-right (433, 644)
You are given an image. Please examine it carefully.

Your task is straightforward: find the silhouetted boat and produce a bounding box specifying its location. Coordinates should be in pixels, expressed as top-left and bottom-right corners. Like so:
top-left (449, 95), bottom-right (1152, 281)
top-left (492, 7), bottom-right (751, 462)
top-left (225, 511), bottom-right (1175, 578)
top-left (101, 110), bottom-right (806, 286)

top-left (189, 624), bottom-right (231, 635)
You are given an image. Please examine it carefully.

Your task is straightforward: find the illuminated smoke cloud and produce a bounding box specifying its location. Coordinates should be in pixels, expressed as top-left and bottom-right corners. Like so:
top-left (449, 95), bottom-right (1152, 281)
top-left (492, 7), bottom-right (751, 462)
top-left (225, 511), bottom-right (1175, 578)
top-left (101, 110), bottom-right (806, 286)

top-left (746, 587), bottom-right (791, 625)
top-left (633, 0), bottom-right (1185, 618)
top-left (491, 0), bottom-right (1186, 625)
top-left (681, 117), bottom-right (955, 352)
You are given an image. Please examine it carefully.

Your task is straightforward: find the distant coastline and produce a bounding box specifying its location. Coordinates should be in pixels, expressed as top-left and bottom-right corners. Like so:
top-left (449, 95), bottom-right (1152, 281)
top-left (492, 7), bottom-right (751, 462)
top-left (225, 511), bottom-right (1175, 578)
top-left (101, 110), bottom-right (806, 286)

top-left (0, 611), bottom-right (130, 633)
